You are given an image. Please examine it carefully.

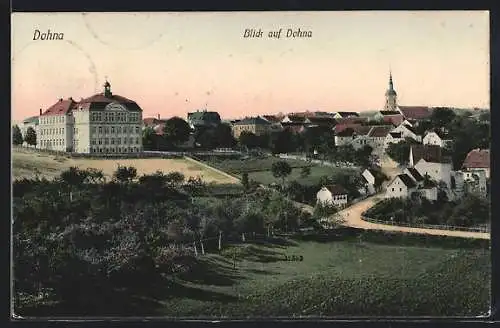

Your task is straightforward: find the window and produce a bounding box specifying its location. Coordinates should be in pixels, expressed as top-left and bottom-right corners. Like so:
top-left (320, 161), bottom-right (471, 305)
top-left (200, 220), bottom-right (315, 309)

top-left (399, 188), bottom-right (402, 192)
top-left (118, 147), bottom-right (122, 152)
top-left (99, 126), bottom-right (103, 133)
top-left (123, 138), bottom-right (127, 144)
top-left (109, 113), bottom-right (114, 122)
top-left (111, 138), bottom-right (115, 145)
top-left (135, 137), bottom-right (139, 144)
top-left (117, 138), bottom-right (121, 145)
top-left (135, 126), bottom-right (140, 133)
top-left (92, 127), bottom-right (96, 133)
top-left (129, 137), bottom-right (133, 144)
top-left (104, 138), bottom-right (109, 145)
top-left (98, 138), bottom-right (102, 145)
top-left (111, 126), bottom-right (115, 133)
top-left (105, 127), bottom-right (109, 134)
top-left (392, 188), bottom-right (394, 191)
top-left (117, 126), bottom-right (122, 133)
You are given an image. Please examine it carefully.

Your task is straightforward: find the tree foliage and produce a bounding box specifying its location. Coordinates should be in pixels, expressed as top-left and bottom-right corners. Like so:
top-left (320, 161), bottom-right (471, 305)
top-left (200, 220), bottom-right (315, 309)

top-left (163, 117), bottom-right (191, 145)
top-left (24, 127), bottom-right (37, 147)
top-left (13, 125), bottom-right (23, 145)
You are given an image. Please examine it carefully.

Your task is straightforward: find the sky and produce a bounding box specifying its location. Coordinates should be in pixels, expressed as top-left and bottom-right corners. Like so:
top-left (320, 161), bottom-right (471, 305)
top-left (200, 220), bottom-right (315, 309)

top-left (11, 11), bottom-right (490, 122)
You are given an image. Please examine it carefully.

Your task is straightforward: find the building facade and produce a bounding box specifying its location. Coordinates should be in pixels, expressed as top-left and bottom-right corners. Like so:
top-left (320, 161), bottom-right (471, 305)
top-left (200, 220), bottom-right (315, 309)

top-left (38, 81), bottom-right (143, 154)
top-left (232, 117), bottom-right (272, 138)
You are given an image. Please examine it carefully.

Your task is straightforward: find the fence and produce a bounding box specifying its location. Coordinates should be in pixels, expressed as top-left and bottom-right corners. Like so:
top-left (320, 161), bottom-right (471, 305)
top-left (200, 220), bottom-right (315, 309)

top-left (277, 153), bottom-right (360, 169)
top-left (360, 216), bottom-right (490, 233)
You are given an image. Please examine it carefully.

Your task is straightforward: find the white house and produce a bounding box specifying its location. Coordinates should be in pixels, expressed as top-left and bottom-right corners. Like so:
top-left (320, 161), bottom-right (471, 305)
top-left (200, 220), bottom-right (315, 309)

top-left (385, 174), bottom-right (417, 199)
top-left (422, 131), bottom-right (452, 148)
top-left (419, 185), bottom-right (438, 201)
top-left (414, 158), bottom-right (453, 189)
top-left (316, 184), bottom-right (348, 208)
top-left (367, 126), bottom-right (393, 154)
top-left (18, 115), bottom-right (40, 146)
top-left (461, 149), bottom-right (490, 179)
top-left (391, 123), bottom-right (421, 142)
top-left (384, 131), bottom-right (404, 149)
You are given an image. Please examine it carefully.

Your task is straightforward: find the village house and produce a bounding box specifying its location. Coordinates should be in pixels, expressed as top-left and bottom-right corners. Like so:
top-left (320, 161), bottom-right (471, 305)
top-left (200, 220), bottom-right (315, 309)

top-left (260, 115), bottom-right (284, 132)
top-left (333, 112), bottom-right (360, 119)
top-left (461, 148), bottom-right (490, 179)
top-left (384, 131), bottom-right (404, 148)
top-left (333, 117), bottom-right (369, 134)
top-left (18, 115), bottom-right (39, 146)
top-left (451, 169), bottom-right (488, 199)
top-left (231, 116), bottom-right (271, 138)
top-left (366, 125), bottom-right (393, 154)
top-left (316, 184), bottom-right (349, 208)
top-left (373, 110), bottom-right (405, 126)
top-left (422, 130), bottom-right (453, 148)
top-left (391, 123), bottom-right (421, 142)
top-left (360, 168), bottom-right (386, 195)
top-left (385, 174), bottom-right (417, 199)
top-left (187, 110), bottom-right (221, 130)
top-left (348, 126), bottom-right (372, 150)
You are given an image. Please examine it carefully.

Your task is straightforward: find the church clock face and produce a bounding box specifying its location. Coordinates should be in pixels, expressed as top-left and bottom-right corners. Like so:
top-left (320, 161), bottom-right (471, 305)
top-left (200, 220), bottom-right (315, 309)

top-left (105, 102), bottom-right (127, 111)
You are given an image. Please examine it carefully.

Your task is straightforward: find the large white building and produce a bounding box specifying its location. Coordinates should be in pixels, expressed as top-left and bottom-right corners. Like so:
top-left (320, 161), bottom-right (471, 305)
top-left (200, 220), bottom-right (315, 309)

top-left (37, 81), bottom-right (143, 154)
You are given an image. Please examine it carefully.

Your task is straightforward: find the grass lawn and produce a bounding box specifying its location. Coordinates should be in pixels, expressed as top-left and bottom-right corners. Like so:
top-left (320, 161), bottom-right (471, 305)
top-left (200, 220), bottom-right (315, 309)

top-left (156, 239), bottom-right (490, 318)
top-left (247, 166), bottom-right (358, 186)
top-left (12, 147), bottom-right (239, 184)
top-left (202, 157), bottom-right (311, 174)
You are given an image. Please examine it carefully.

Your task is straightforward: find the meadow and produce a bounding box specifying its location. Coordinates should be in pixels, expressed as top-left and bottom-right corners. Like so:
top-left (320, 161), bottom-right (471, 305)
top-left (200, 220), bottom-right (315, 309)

top-left (11, 147), bottom-right (239, 184)
top-left (156, 238), bottom-right (490, 317)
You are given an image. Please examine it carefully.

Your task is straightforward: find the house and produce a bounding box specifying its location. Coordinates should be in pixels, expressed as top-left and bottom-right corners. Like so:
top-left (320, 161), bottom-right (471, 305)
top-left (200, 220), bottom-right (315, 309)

top-left (143, 115), bottom-right (167, 129)
top-left (19, 115), bottom-right (40, 145)
top-left (422, 130), bottom-right (453, 148)
top-left (390, 123), bottom-right (421, 142)
top-left (187, 110), bottom-right (221, 129)
top-left (361, 168), bottom-right (386, 195)
top-left (366, 126), bottom-right (393, 153)
top-left (403, 167), bottom-right (425, 187)
top-left (348, 126), bottom-right (372, 150)
top-left (451, 169), bottom-right (488, 199)
top-left (384, 131), bottom-right (404, 148)
top-left (414, 157), bottom-right (453, 189)
top-left (260, 115), bottom-right (284, 132)
top-left (333, 117), bottom-right (368, 133)
top-left (461, 149), bottom-right (490, 179)
top-left (231, 116), bottom-right (272, 138)
top-left (385, 174), bottom-right (417, 199)
top-left (316, 184), bottom-right (348, 208)
top-left (334, 128), bottom-right (356, 146)
top-left (373, 111), bottom-right (405, 126)
top-left (408, 144), bottom-right (444, 167)
top-left (397, 106), bottom-right (433, 124)
top-left (333, 112), bottom-right (360, 119)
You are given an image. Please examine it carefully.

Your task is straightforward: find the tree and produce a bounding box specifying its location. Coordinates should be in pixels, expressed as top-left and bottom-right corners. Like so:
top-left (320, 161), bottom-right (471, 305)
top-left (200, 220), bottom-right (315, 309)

top-left (300, 166), bottom-right (311, 178)
top-left (142, 127), bottom-right (156, 150)
top-left (238, 131), bottom-right (259, 150)
top-left (59, 166), bottom-right (87, 202)
top-left (214, 123), bottom-right (237, 149)
top-left (163, 117), bottom-right (191, 146)
top-left (12, 125), bottom-right (23, 145)
top-left (165, 172), bottom-right (185, 188)
top-left (430, 107), bottom-right (457, 128)
top-left (271, 160), bottom-right (292, 189)
top-left (24, 127), bottom-right (37, 147)
top-left (113, 165), bottom-right (137, 183)
top-left (271, 129), bottom-right (296, 154)
top-left (241, 172), bottom-right (250, 190)
top-left (386, 138), bottom-right (419, 166)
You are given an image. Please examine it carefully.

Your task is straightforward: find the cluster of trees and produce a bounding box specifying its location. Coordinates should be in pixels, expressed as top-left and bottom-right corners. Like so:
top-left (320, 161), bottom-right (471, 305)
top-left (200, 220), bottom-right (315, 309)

top-left (12, 125), bottom-right (36, 146)
top-left (142, 117), bottom-right (237, 151)
top-left (364, 194), bottom-right (489, 228)
top-left (387, 108), bottom-right (490, 169)
top-left (13, 166), bottom-right (316, 314)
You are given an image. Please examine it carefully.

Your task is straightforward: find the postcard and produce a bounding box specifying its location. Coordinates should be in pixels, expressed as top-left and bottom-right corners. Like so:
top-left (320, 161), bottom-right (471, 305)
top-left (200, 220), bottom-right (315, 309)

top-left (11, 11), bottom-right (491, 319)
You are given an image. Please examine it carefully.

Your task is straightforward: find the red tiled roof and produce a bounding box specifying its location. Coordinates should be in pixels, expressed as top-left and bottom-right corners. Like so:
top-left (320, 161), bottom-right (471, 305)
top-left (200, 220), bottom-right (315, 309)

top-left (40, 98), bottom-right (78, 116)
top-left (335, 117), bottom-right (367, 125)
top-left (368, 126), bottom-right (392, 138)
top-left (79, 93), bottom-right (136, 104)
top-left (462, 149), bottom-right (490, 169)
top-left (398, 106), bottom-right (433, 120)
top-left (352, 126), bottom-right (372, 136)
top-left (323, 184), bottom-right (348, 196)
top-left (334, 123), bottom-right (362, 134)
top-left (382, 114), bottom-right (404, 126)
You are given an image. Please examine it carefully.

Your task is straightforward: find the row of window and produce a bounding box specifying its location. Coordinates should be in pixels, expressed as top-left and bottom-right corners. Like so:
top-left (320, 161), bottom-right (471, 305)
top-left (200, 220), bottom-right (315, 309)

top-left (40, 139), bottom-right (65, 146)
top-left (90, 112), bottom-right (141, 123)
top-left (90, 147), bottom-right (141, 153)
top-left (41, 127), bottom-right (64, 135)
top-left (332, 195), bottom-right (347, 200)
top-left (40, 115), bottom-right (65, 124)
top-left (92, 126), bottom-right (141, 134)
top-left (90, 137), bottom-right (140, 145)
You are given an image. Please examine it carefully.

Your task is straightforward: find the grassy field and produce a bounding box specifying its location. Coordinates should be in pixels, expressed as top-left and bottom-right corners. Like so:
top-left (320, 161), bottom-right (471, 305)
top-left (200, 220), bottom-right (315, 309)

top-left (12, 148), bottom-right (239, 184)
top-left (154, 239), bottom-right (490, 318)
top-left (247, 166), bottom-right (358, 186)
top-left (197, 155), bottom-right (358, 186)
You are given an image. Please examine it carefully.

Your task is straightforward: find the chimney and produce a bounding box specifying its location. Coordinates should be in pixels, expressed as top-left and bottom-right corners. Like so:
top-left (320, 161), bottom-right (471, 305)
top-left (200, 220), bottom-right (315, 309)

top-left (157, 113), bottom-right (160, 120)
top-left (59, 98), bottom-right (63, 102)
top-left (39, 108), bottom-right (42, 116)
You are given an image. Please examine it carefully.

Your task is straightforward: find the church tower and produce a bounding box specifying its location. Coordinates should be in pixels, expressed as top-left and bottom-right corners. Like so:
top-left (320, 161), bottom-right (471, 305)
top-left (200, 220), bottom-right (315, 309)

top-left (384, 71), bottom-right (398, 111)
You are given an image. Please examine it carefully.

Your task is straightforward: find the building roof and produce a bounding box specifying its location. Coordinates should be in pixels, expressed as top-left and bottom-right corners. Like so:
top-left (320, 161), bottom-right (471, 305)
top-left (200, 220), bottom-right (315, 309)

top-left (353, 126), bottom-right (372, 136)
top-left (368, 126), bottom-right (392, 138)
top-left (22, 116), bottom-right (39, 124)
top-left (462, 149), bottom-right (490, 169)
top-left (406, 167), bottom-right (424, 182)
top-left (284, 115), bottom-right (307, 123)
top-left (323, 184), bottom-right (348, 196)
top-left (187, 110), bottom-right (221, 123)
top-left (336, 127), bottom-right (355, 137)
top-left (233, 117), bottom-right (271, 126)
top-left (153, 124), bottom-right (165, 135)
top-left (398, 106), bottom-right (433, 120)
top-left (336, 111), bottom-right (360, 118)
top-left (395, 174), bottom-right (417, 188)
top-left (427, 129), bottom-right (451, 140)
top-left (401, 123), bottom-right (417, 134)
top-left (379, 110), bottom-right (401, 116)
top-left (261, 115), bottom-right (282, 123)
top-left (307, 116), bottom-right (337, 125)
top-left (40, 98), bottom-right (78, 116)
top-left (410, 144), bottom-right (452, 164)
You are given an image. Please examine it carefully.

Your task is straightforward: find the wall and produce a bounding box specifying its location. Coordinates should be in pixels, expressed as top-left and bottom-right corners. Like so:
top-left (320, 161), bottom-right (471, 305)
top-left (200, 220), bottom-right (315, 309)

top-left (385, 177), bottom-right (410, 198)
top-left (414, 159), bottom-right (452, 188)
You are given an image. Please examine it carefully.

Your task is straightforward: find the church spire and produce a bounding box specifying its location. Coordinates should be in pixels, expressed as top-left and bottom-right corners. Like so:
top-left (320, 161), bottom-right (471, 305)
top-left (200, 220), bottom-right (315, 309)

top-left (384, 70), bottom-right (397, 111)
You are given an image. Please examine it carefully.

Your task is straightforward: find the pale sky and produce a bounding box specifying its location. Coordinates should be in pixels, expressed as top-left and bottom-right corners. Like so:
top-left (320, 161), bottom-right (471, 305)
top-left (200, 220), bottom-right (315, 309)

top-left (11, 11), bottom-right (489, 122)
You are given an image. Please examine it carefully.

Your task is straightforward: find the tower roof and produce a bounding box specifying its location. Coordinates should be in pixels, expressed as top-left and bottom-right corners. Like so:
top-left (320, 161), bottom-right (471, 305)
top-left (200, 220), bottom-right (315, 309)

top-left (385, 71), bottom-right (397, 96)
